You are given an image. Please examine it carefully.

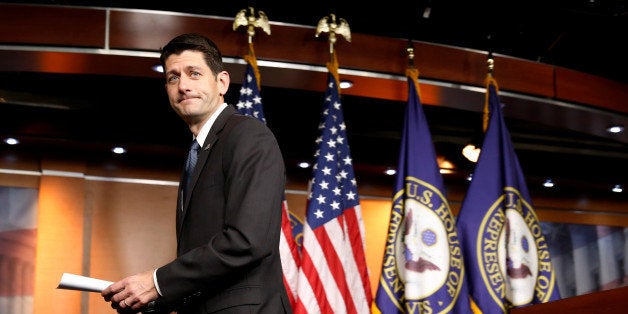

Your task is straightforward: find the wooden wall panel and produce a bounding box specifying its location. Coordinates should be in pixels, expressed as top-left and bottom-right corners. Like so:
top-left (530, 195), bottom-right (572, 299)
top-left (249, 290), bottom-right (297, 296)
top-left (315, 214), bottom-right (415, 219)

top-left (360, 199), bottom-right (393, 298)
top-left (109, 10), bottom-right (237, 53)
top-left (88, 179), bottom-right (177, 314)
top-left (493, 55), bottom-right (555, 97)
top-left (0, 50), bottom-right (160, 77)
top-left (106, 9), bottom-right (557, 97)
top-left (0, 151), bottom-right (41, 188)
top-left (511, 285), bottom-right (628, 313)
top-left (555, 67), bottom-right (628, 114)
top-left (33, 174), bottom-right (86, 314)
top-left (0, 4), bottom-right (105, 47)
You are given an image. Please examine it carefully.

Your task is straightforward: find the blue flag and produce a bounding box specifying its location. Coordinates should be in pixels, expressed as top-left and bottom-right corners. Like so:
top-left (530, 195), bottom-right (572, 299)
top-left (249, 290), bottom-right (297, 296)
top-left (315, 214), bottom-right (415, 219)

top-left (375, 69), bottom-right (471, 314)
top-left (455, 76), bottom-right (561, 313)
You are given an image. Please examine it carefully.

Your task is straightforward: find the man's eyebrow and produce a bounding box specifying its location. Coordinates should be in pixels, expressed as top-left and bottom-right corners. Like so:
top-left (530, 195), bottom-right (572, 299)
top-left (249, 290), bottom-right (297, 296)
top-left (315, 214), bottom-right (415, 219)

top-left (164, 68), bottom-right (178, 76)
top-left (185, 65), bottom-right (203, 72)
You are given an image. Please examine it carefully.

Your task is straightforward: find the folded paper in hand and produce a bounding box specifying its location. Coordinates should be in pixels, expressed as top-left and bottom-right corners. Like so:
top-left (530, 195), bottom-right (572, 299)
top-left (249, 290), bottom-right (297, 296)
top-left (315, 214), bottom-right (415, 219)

top-left (57, 272), bottom-right (113, 293)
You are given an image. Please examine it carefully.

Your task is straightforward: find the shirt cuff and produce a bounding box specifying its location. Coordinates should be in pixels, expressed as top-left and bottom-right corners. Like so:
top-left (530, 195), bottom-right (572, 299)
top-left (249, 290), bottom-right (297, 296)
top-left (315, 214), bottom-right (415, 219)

top-left (153, 269), bottom-right (163, 296)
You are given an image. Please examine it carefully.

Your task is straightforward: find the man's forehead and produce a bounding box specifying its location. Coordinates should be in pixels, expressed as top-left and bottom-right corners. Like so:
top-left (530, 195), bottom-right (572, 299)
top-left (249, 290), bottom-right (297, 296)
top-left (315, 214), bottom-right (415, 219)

top-left (165, 53), bottom-right (206, 72)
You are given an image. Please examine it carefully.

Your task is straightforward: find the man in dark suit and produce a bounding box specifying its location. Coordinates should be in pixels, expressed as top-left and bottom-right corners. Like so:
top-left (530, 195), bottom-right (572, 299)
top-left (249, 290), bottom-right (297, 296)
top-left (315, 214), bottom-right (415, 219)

top-left (102, 33), bottom-right (292, 314)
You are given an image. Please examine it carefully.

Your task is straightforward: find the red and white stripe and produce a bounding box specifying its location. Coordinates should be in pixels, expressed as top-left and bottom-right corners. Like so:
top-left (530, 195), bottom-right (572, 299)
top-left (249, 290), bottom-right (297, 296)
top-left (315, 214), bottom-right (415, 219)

top-left (294, 205), bottom-right (371, 314)
top-left (280, 200), bottom-right (300, 308)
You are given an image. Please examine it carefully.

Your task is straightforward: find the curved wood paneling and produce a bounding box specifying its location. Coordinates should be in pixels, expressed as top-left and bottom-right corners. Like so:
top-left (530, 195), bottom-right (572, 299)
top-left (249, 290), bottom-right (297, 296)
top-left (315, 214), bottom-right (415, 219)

top-left (0, 4), bottom-right (105, 47)
top-left (1, 3), bottom-right (626, 114)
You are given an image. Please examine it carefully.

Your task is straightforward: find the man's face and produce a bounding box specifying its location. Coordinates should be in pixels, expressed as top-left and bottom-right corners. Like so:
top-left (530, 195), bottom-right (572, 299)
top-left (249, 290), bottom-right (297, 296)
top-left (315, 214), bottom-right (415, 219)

top-left (163, 50), bottom-right (229, 129)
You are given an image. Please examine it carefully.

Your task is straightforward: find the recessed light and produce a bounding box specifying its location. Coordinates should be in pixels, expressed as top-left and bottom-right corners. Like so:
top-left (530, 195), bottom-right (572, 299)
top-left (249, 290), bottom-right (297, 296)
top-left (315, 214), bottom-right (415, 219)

top-left (339, 80), bottom-right (353, 89)
top-left (606, 125), bottom-right (624, 134)
top-left (112, 146), bottom-right (127, 154)
top-left (543, 179), bottom-right (555, 188)
top-left (611, 184), bottom-right (623, 193)
top-left (384, 168), bottom-right (396, 176)
top-left (4, 137), bottom-right (19, 145)
top-left (152, 65), bottom-right (164, 73)
top-left (298, 162), bottom-right (310, 169)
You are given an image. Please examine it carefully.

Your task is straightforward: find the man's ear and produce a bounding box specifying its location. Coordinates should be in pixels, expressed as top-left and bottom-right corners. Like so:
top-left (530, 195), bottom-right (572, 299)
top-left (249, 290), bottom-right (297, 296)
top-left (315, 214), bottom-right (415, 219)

top-left (217, 71), bottom-right (230, 95)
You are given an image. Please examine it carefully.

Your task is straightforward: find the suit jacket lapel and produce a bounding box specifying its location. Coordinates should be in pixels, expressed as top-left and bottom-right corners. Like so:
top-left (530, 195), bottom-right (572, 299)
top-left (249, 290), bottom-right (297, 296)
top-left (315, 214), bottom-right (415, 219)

top-left (178, 105), bottom-right (238, 233)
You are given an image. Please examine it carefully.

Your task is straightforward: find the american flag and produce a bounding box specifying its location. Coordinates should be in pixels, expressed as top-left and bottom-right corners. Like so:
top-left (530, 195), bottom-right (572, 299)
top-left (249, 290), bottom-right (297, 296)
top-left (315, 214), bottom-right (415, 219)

top-left (294, 58), bottom-right (372, 314)
top-left (236, 52), bottom-right (300, 307)
top-left (236, 56), bottom-right (266, 123)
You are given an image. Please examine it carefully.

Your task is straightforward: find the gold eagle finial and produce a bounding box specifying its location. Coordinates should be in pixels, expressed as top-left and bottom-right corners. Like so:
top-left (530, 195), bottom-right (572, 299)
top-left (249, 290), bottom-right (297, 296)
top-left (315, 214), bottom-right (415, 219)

top-left (233, 7), bottom-right (271, 43)
top-left (315, 13), bottom-right (351, 54)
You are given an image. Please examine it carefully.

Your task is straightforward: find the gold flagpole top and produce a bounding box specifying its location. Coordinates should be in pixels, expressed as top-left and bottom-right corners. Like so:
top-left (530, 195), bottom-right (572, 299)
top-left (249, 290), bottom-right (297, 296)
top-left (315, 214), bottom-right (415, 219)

top-left (407, 40), bottom-right (415, 69)
top-left (487, 51), bottom-right (494, 77)
top-left (315, 13), bottom-right (351, 57)
top-left (233, 6), bottom-right (271, 45)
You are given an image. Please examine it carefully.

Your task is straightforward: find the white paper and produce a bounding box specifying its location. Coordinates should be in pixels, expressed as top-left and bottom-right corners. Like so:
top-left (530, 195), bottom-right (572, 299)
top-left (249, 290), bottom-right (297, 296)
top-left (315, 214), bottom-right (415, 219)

top-left (57, 272), bottom-right (113, 293)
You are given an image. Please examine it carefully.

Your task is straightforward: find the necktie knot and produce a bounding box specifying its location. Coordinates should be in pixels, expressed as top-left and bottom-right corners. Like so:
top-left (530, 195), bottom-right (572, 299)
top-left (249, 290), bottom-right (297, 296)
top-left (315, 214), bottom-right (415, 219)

top-left (190, 140), bottom-right (201, 154)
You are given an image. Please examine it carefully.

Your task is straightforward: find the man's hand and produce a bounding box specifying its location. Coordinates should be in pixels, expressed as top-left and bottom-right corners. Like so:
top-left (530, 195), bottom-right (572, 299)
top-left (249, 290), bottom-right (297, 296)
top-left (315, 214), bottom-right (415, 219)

top-left (101, 270), bottom-right (159, 312)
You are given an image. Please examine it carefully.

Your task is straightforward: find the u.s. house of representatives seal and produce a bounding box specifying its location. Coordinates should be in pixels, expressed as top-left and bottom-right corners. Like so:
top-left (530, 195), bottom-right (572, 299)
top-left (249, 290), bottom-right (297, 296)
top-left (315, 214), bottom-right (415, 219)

top-left (379, 177), bottom-right (465, 313)
top-left (478, 187), bottom-right (556, 309)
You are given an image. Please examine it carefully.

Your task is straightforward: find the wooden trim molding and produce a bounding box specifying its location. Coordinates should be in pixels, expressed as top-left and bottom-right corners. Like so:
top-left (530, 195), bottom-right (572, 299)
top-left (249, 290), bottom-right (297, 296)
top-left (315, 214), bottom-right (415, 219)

top-left (1, 3), bottom-right (626, 114)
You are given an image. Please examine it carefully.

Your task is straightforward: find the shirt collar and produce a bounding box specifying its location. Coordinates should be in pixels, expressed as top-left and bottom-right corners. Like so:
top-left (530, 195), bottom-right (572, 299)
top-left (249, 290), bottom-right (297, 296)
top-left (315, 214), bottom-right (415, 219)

top-left (194, 103), bottom-right (228, 147)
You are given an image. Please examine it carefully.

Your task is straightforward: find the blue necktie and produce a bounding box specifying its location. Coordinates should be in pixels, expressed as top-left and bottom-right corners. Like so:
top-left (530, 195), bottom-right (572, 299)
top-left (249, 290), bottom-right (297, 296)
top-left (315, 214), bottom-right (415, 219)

top-left (184, 140), bottom-right (201, 194)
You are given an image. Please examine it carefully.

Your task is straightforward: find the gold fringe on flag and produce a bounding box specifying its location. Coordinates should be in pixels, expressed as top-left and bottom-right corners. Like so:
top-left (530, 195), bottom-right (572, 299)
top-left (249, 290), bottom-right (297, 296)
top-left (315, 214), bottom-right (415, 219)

top-left (483, 74), bottom-right (499, 132)
top-left (326, 51), bottom-right (341, 95)
top-left (405, 43), bottom-right (422, 99)
top-left (482, 53), bottom-right (499, 132)
top-left (244, 43), bottom-right (261, 90)
top-left (405, 68), bottom-right (421, 100)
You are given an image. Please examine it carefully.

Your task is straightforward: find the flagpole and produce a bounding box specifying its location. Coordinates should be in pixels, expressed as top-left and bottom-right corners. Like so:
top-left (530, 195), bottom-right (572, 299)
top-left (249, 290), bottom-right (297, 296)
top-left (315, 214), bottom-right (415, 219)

top-left (483, 52), bottom-right (495, 133)
top-left (407, 39), bottom-right (415, 69)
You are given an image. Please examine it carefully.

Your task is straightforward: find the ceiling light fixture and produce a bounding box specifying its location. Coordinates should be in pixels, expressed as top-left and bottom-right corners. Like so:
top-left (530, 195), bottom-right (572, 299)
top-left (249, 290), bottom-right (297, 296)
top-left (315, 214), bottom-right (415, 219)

top-left (462, 143), bottom-right (481, 163)
top-left (422, 7), bottom-right (432, 19)
top-left (298, 162), bottom-right (310, 169)
top-left (384, 168), bottom-right (396, 176)
top-left (543, 179), bottom-right (555, 188)
top-left (611, 184), bottom-right (623, 193)
top-left (437, 156), bottom-right (456, 174)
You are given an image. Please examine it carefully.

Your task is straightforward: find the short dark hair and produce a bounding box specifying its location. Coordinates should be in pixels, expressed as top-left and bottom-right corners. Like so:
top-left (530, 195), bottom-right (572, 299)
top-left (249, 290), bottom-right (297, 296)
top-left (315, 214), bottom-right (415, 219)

top-left (159, 33), bottom-right (225, 75)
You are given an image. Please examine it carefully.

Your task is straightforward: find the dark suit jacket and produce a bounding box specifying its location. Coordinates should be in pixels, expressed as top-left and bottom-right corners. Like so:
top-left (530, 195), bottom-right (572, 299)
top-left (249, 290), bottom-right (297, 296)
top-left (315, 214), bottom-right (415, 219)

top-left (155, 105), bottom-right (292, 314)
